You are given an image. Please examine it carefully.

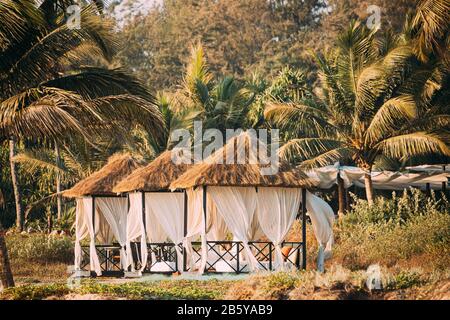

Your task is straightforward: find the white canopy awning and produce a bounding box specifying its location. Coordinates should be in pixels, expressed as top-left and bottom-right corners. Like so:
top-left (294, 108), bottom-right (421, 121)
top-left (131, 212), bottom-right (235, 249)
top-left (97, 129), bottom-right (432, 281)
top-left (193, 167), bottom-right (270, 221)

top-left (306, 163), bottom-right (449, 191)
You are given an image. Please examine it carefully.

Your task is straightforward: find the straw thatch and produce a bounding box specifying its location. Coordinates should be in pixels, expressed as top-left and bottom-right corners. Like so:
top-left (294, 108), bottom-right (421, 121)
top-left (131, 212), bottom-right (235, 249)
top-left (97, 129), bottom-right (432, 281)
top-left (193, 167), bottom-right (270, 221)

top-left (113, 150), bottom-right (192, 193)
top-left (63, 153), bottom-right (143, 198)
top-left (170, 133), bottom-right (312, 190)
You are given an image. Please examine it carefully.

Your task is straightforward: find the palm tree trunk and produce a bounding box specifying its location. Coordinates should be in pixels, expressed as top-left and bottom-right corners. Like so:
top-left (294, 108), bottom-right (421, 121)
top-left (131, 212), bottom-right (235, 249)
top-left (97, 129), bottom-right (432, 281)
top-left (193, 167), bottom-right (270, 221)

top-left (337, 173), bottom-right (346, 217)
top-left (0, 223), bottom-right (15, 289)
top-left (364, 173), bottom-right (375, 206)
top-left (47, 208), bottom-right (53, 234)
top-left (55, 142), bottom-right (62, 222)
top-left (9, 138), bottom-right (24, 232)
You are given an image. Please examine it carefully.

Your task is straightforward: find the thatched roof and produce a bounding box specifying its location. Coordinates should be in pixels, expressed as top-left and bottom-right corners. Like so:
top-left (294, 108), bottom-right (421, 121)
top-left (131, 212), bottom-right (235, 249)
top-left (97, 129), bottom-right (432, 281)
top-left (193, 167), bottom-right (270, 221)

top-left (113, 150), bottom-right (192, 193)
top-left (63, 153), bottom-right (143, 198)
top-left (170, 133), bottom-right (312, 190)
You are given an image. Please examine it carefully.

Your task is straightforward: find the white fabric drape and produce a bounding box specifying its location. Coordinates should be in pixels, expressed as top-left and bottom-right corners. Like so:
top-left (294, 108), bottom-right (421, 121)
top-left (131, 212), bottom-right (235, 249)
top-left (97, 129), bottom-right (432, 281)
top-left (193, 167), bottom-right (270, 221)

top-left (125, 192), bottom-right (168, 272)
top-left (74, 197), bottom-right (102, 275)
top-left (74, 198), bottom-right (89, 271)
top-left (184, 188), bottom-right (206, 272)
top-left (96, 197), bottom-right (128, 269)
top-left (305, 191), bottom-right (335, 272)
top-left (146, 193), bottom-right (184, 271)
top-left (256, 188), bottom-right (302, 270)
top-left (183, 188), bottom-right (229, 273)
top-left (208, 186), bottom-right (259, 271)
top-left (125, 192), bottom-right (147, 271)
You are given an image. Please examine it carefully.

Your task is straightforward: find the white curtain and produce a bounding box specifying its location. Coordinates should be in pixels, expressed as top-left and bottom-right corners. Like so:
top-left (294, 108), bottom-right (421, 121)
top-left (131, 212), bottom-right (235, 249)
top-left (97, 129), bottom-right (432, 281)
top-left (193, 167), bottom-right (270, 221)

top-left (256, 187), bottom-right (301, 270)
top-left (125, 192), bottom-right (147, 271)
top-left (74, 198), bottom-right (88, 271)
top-left (125, 192), bottom-right (168, 272)
top-left (146, 193), bottom-right (184, 271)
top-left (305, 191), bottom-right (335, 272)
top-left (184, 188), bottom-right (205, 272)
top-left (184, 188), bottom-right (230, 273)
top-left (74, 197), bottom-right (102, 275)
top-left (208, 186), bottom-right (259, 271)
top-left (206, 197), bottom-right (229, 241)
top-left (96, 197), bottom-right (128, 269)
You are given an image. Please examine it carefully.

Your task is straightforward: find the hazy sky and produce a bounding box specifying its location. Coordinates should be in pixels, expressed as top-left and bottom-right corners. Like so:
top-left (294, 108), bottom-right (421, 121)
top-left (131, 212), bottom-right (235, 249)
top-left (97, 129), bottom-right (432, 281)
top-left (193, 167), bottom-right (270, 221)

top-left (111, 0), bottom-right (162, 24)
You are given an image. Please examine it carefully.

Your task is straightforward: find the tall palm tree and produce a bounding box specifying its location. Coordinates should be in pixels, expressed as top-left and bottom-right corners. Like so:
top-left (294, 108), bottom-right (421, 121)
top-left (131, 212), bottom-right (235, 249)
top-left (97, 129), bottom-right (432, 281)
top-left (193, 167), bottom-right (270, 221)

top-left (0, 0), bottom-right (165, 288)
top-left (265, 21), bottom-right (450, 205)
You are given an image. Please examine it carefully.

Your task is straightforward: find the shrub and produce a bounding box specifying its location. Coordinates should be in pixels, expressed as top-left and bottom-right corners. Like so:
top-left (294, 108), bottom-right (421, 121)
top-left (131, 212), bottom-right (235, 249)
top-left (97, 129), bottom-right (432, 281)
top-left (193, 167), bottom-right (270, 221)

top-left (6, 233), bottom-right (74, 264)
top-left (1, 284), bottom-right (70, 300)
top-left (77, 279), bottom-right (230, 300)
top-left (386, 271), bottom-right (424, 290)
top-left (334, 189), bottom-right (450, 270)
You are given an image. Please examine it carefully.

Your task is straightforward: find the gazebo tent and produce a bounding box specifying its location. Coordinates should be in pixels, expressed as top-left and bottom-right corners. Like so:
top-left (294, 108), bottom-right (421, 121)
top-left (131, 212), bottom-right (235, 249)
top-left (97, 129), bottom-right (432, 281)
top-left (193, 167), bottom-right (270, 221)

top-left (170, 132), bottom-right (335, 273)
top-left (113, 150), bottom-right (192, 273)
top-left (64, 153), bottom-right (142, 276)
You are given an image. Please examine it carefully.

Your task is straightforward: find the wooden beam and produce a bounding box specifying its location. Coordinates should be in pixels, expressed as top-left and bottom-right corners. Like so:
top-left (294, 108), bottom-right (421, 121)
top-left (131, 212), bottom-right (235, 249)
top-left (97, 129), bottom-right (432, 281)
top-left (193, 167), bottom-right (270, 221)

top-left (301, 188), bottom-right (307, 270)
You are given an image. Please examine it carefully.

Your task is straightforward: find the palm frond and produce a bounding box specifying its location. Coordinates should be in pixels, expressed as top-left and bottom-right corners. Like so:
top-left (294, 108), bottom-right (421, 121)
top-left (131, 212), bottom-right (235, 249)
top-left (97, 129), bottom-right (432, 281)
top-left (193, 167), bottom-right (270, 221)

top-left (42, 67), bottom-right (154, 101)
top-left (278, 137), bottom-right (342, 164)
top-left (365, 95), bottom-right (418, 144)
top-left (298, 148), bottom-right (352, 170)
top-left (411, 0), bottom-right (450, 61)
top-left (376, 132), bottom-right (450, 159)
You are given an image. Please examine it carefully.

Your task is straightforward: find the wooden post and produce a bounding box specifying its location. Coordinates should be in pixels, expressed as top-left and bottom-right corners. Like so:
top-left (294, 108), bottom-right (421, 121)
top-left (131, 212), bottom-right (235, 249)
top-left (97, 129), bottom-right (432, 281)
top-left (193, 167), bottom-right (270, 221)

top-left (426, 183), bottom-right (431, 197)
top-left (142, 192), bottom-right (146, 231)
top-left (301, 188), bottom-right (307, 270)
top-left (183, 190), bottom-right (188, 272)
top-left (203, 186), bottom-right (207, 233)
top-left (202, 186), bottom-right (207, 273)
top-left (337, 173), bottom-right (346, 218)
top-left (92, 197), bottom-right (95, 238)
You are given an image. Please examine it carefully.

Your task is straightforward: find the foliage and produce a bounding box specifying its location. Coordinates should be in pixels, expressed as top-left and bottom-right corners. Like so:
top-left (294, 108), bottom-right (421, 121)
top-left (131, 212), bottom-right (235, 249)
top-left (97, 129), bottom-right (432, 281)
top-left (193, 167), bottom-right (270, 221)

top-left (334, 190), bottom-right (450, 270)
top-left (0, 283), bottom-right (70, 300)
top-left (6, 234), bottom-right (73, 264)
top-left (0, 279), bottom-right (232, 300)
top-left (386, 270), bottom-right (424, 290)
top-left (77, 279), bottom-right (229, 300)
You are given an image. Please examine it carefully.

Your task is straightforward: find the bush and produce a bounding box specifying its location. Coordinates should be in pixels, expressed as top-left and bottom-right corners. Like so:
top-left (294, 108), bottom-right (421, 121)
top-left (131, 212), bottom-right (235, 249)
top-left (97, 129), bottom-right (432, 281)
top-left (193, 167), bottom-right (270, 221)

top-left (1, 284), bottom-right (70, 300)
top-left (77, 279), bottom-right (228, 300)
top-left (6, 233), bottom-right (74, 264)
top-left (334, 189), bottom-right (450, 270)
top-left (0, 280), bottom-right (232, 300)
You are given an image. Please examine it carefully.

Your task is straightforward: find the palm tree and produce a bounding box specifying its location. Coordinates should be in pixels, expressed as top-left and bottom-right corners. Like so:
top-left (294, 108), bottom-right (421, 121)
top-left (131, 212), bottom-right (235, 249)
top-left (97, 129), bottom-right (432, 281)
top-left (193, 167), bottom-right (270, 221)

top-left (8, 138), bottom-right (23, 231)
top-left (265, 21), bottom-right (450, 205)
top-left (180, 44), bottom-right (256, 133)
top-left (0, 0), bottom-right (165, 287)
top-left (0, 222), bottom-right (14, 289)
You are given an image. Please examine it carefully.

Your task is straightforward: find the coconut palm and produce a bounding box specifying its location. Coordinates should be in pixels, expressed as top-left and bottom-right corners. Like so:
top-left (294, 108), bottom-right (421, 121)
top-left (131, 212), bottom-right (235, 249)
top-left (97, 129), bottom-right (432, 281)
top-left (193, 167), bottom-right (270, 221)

top-left (0, 0), bottom-right (165, 288)
top-left (180, 44), bottom-right (256, 133)
top-left (265, 21), bottom-right (450, 205)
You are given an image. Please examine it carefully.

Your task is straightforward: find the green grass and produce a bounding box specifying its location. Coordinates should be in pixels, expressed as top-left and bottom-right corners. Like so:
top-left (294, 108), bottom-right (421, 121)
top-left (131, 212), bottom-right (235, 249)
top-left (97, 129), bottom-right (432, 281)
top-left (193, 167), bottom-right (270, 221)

top-left (0, 279), bottom-right (235, 300)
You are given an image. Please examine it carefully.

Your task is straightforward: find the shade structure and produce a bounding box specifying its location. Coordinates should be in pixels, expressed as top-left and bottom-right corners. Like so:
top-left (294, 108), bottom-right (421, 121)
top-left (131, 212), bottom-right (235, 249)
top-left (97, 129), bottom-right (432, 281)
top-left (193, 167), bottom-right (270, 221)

top-left (113, 151), bottom-right (194, 273)
top-left (64, 154), bottom-right (143, 276)
top-left (64, 153), bottom-right (143, 198)
top-left (306, 163), bottom-right (450, 191)
top-left (170, 133), bottom-right (312, 190)
top-left (113, 150), bottom-right (192, 193)
top-left (169, 132), bottom-right (332, 273)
